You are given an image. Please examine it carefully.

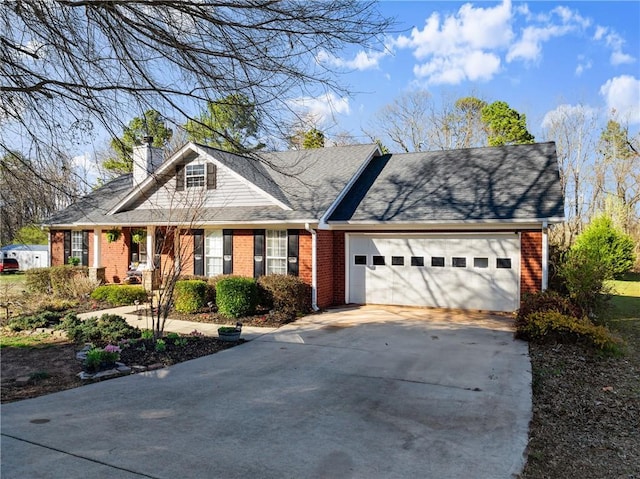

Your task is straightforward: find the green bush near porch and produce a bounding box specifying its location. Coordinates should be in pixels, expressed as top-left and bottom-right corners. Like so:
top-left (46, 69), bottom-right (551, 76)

top-left (216, 277), bottom-right (258, 318)
top-left (174, 280), bottom-right (208, 313)
top-left (91, 285), bottom-right (148, 306)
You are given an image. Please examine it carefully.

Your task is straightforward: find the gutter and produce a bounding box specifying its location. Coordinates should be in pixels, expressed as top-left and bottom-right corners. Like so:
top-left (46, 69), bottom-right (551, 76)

top-left (304, 223), bottom-right (320, 312)
top-left (542, 220), bottom-right (549, 290)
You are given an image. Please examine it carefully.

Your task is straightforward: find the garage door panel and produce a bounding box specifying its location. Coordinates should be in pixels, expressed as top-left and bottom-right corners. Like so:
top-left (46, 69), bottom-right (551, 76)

top-left (348, 234), bottom-right (520, 312)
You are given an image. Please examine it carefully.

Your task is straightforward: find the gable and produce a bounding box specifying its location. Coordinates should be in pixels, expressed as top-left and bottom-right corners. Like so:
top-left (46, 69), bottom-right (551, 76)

top-left (113, 144), bottom-right (290, 214)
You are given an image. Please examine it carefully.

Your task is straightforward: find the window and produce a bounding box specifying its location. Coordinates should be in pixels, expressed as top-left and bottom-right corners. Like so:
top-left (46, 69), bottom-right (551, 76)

top-left (266, 230), bottom-right (287, 274)
top-left (411, 256), bottom-right (424, 267)
top-left (185, 164), bottom-right (205, 188)
top-left (205, 230), bottom-right (223, 276)
top-left (391, 256), bottom-right (404, 266)
top-left (131, 236), bottom-right (147, 264)
top-left (431, 256), bottom-right (445, 267)
top-left (354, 255), bottom-right (367, 265)
top-left (71, 231), bottom-right (83, 264)
top-left (474, 257), bottom-right (489, 268)
top-left (372, 255), bottom-right (385, 265)
top-left (452, 257), bottom-right (466, 268)
top-left (497, 258), bottom-right (512, 269)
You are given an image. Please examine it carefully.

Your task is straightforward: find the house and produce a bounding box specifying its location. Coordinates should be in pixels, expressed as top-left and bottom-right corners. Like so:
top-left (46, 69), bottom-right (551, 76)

top-left (1, 244), bottom-right (49, 270)
top-left (44, 140), bottom-right (564, 312)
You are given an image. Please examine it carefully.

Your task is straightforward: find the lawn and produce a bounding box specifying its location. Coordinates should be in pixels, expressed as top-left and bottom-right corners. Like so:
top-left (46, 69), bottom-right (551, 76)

top-left (0, 273), bottom-right (27, 297)
top-left (606, 272), bottom-right (640, 337)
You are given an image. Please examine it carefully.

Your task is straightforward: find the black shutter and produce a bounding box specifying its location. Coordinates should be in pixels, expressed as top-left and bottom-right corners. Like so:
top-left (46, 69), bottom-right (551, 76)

top-left (63, 230), bottom-right (71, 264)
top-left (193, 229), bottom-right (204, 276)
top-left (223, 229), bottom-right (233, 274)
top-left (287, 229), bottom-right (299, 276)
top-left (206, 163), bottom-right (217, 190)
top-left (176, 165), bottom-right (185, 191)
top-left (253, 229), bottom-right (265, 278)
top-left (82, 230), bottom-right (89, 266)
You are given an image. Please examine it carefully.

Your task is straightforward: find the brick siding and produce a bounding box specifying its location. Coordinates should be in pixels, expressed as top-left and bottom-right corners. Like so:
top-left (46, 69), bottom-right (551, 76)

top-left (232, 230), bottom-right (254, 277)
top-left (102, 229), bottom-right (129, 283)
top-left (520, 230), bottom-right (543, 296)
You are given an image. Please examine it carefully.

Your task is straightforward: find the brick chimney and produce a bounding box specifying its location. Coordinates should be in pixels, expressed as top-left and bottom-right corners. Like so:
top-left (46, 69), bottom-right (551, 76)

top-left (132, 136), bottom-right (163, 185)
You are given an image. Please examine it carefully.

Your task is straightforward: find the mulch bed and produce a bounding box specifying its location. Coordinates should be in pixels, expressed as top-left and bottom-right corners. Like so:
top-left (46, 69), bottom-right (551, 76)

top-left (134, 307), bottom-right (294, 328)
top-left (520, 341), bottom-right (640, 478)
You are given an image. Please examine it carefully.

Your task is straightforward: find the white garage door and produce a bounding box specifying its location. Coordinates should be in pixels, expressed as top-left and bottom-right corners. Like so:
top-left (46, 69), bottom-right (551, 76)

top-left (347, 234), bottom-right (520, 312)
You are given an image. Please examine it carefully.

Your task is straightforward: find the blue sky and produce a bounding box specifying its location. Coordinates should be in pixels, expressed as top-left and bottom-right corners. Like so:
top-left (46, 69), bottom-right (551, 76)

top-left (302, 0), bottom-right (639, 143)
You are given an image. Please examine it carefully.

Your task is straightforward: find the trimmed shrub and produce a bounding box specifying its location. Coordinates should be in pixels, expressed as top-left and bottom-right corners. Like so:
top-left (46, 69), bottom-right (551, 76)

top-left (25, 267), bottom-right (52, 294)
top-left (258, 274), bottom-right (311, 321)
top-left (59, 313), bottom-right (140, 345)
top-left (174, 280), bottom-right (207, 313)
top-left (91, 285), bottom-right (148, 306)
top-left (180, 275), bottom-right (216, 304)
top-left (516, 290), bottom-right (584, 332)
top-left (516, 311), bottom-right (623, 354)
top-left (216, 276), bottom-right (258, 318)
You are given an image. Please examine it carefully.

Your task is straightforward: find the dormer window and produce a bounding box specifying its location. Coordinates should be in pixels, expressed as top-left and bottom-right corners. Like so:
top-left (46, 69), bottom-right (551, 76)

top-left (186, 164), bottom-right (205, 188)
top-left (176, 162), bottom-right (217, 191)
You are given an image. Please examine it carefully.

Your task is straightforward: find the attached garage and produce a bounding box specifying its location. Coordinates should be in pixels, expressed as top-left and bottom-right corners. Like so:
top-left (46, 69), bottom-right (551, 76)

top-left (346, 233), bottom-right (521, 312)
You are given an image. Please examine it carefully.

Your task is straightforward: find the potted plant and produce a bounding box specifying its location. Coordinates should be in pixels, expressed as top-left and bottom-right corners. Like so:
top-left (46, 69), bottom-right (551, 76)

top-left (131, 229), bottom-right (146, 244)
top-left (67, 256), bottom-right (80, 266)
top-left (105, 228), bottom-right (122, 243)
top-left (218, 322), bottom-right (242, 342)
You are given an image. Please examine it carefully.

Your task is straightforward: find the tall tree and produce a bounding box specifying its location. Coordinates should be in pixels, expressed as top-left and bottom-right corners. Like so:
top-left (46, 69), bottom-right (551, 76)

top-left (103, 110), bottom-right (173, 175)
top-left (594, 119), bottom-right (640, 233)
top-left (1, 1), bottom-right (390, 187)
top-left (0, 151), bottom-right (79, 245)
top-left (541, 104), bottom-right (598, 243)
top-left (302, 128), bottom-right (325, 149)
top-left (481, 101), bottom-right (535, 146)
top-left (367, 92), bottom-right (489, 153)
top-left (185, 94), bottom-right (263, 152)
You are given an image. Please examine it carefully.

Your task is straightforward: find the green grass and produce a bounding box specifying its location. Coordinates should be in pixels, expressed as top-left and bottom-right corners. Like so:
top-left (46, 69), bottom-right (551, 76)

top-left (0, 332), bottom-right (62, 348)
top-left (0, 273), bottom-right (27, 298)
top-left (605, 274), bottom-right (640, 339)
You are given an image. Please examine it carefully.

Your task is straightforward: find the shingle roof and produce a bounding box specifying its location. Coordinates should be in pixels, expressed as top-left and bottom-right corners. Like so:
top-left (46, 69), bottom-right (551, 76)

top-left (328, 142), bottom-right (564, 223)
top-left (44, 143), bottom-right (378, 226)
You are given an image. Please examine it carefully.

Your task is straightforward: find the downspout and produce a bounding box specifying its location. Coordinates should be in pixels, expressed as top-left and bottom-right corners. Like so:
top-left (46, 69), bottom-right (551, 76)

top-left (541, 220), bottom-right (549, 291)
top-left (305, 223), bottom-right (320, 311)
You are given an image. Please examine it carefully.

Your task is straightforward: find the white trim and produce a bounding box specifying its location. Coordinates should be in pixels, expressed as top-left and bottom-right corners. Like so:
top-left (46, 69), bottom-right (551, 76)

top-left (318, 144), bottom-right (382, 229)
top-left (327, 217), bottom-right (564, 229)
top-left (344, 232), bottom-right (351, 304)
top-left (93, 228), bottom-right (101, 268)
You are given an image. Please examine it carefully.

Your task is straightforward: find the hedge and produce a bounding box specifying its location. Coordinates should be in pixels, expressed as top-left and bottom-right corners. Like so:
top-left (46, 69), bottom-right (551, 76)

top-left (174, 280), bottom-right (207, 313)
top-left (90, 285), bottom-right (148, 306)
top-left (258, 274), bottom-right (311, 319)
top-left (216, 276), bottom-right (258, 318)
top-left (25, 267), bottom-right (52, 294)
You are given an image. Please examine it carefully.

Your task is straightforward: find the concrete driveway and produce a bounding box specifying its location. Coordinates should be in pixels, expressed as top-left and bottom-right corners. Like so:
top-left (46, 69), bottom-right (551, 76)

top-left (1, 306), bottom-right (531, 479)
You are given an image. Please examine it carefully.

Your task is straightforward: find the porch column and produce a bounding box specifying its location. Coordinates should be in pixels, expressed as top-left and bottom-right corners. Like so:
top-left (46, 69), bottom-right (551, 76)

top-left (146, 225), bottom-right (155, 270)
top-left (90, 227), bottom-right (106, 284)
top-left (93, 228), bottom-right (101, 267)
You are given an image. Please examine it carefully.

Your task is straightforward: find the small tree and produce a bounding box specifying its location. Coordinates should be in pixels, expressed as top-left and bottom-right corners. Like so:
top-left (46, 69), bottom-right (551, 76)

top-left (302, 128), bottom-right (325, 149)
top-left (572, 215), bottom-right (636, 278)
top-left (481, 101), bottom-right (535, 146)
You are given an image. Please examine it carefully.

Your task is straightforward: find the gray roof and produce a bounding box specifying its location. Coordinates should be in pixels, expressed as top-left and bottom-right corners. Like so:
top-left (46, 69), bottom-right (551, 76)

top-left (45, 144), bottom-right (377, 226)
top-left (328, 142), bottom-right (564, 223)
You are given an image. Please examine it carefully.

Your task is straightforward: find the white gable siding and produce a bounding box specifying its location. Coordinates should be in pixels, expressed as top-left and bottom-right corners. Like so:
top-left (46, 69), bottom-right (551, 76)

top-left (132, 159), bottom-right (278, 210)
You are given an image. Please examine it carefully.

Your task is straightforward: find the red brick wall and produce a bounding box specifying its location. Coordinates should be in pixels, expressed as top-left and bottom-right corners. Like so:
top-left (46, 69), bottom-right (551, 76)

top-left (232, 230), bottom-right (254, 277)
top-left (521, 230), bottom-right (543, 295)
top-left (298, 230), bottom-right (312, 285)
top-left (100, 229), bottom-right (128, 283)
top-left (178, 230), bottom-right (195, 276)
top-left (314, 230), bottom-right (335, 308)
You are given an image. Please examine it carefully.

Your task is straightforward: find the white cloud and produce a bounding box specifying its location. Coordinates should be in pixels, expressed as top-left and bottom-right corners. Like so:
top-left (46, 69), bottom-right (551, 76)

top-left (593, 26), bottom-right (636, 66)
top-left (575, 57), bottom-right (592, 76)
top-left (507, 6), bottom-right (589, 63)
top-left (393, 0), bottom-right (513, 84)
top-left (288, 92), bottom-right (350, 125)
top-left (599, 75), bottom-right (640, 124)
top-left (316, 48), bottom-right (389, 71)
top-left (541, 103), bottom-right (598, 129)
